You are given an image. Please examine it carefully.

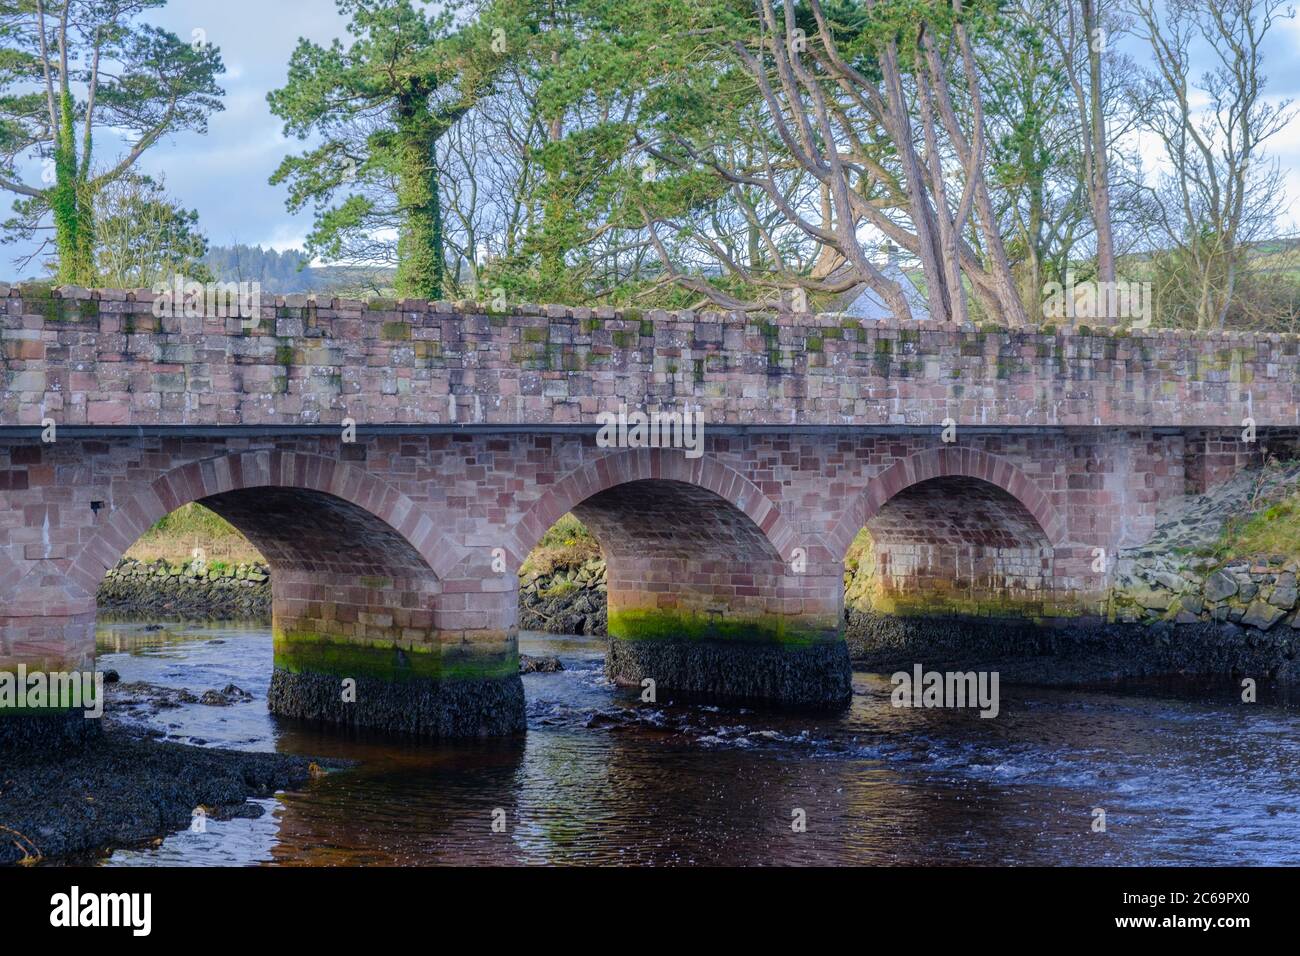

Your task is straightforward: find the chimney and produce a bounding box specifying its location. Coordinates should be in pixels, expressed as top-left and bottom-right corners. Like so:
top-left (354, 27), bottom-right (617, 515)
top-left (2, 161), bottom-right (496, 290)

top-left (882, 241), bottom-right (899, 269)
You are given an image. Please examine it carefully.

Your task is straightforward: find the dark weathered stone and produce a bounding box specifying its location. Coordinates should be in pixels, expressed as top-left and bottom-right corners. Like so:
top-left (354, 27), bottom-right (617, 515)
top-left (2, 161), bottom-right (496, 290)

top-left (1204, 570), bottom-right (1238, 602)
top-left (519, 571), bottom-right (608, 636)
top-left (519, 654), bottom-right (564, 674)
top-left (845, 609), bottom-right (1300, 683)
top-left (1268, 573), bottom-right (1297, 609)
top-left (0, 724), bottom-right (312, 865)
top-left (267, 668), bottom-right (525, 738)
top-left (1241, 600), bottom-right (1286, 631)
top-left (0, 711), bottom-right (101, 754)
top-left (605, 638), bottom-right (852, 710)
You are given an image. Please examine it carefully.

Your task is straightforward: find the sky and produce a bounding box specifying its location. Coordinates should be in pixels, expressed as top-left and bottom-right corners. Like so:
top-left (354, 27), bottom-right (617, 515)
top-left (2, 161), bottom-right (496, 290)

top-left (3, 0), bottom-right (1300, 280)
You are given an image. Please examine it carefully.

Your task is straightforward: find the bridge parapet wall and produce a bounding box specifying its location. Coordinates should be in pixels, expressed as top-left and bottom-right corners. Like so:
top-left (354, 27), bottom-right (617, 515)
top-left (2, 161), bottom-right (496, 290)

top-left (2, 285), bottom-right (1297, 430)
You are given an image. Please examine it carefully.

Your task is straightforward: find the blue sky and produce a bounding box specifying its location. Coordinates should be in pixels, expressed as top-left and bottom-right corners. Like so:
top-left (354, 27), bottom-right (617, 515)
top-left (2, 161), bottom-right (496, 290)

top-left (3, 0), bottom-right (1299, 280)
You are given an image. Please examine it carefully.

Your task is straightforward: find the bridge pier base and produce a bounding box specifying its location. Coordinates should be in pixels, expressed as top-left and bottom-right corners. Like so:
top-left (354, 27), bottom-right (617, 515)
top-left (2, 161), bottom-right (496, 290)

top-left (266, 569), bottom-right (525, 737)
top-left (267, 667), bottom-right (525, 739)
top-left (0, 609), bottom-right (102, 752)
top-left (606, 633), bottom-right (852, 709)
top-left (0, 709), bottom-right (101, 752)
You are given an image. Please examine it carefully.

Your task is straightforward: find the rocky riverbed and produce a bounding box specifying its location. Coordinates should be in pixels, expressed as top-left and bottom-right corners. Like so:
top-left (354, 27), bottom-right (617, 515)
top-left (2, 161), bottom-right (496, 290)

top-left (0, 673), bottom-right (317, 866)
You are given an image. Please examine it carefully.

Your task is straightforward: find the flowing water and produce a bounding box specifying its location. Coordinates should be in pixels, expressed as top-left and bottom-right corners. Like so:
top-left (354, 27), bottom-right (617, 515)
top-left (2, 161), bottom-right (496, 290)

top-left (94, 620), bottom-right (1300, 867)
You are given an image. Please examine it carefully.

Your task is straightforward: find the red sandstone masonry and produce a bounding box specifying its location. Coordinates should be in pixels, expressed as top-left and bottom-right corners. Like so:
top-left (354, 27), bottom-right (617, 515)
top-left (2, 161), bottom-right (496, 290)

top-left (2, 285), bottom-right (1298, 429)
top-left (0, 286), bottom-right (1287, 682)
top-left (0, 431), bottom-right (1179, 665)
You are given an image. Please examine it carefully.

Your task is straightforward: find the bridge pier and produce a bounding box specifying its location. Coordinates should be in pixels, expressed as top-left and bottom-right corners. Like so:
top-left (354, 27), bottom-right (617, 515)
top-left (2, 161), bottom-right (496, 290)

top-left (535, 470), bottom-right (853, 709)
top-left (0, 608), bottom-right (101, 751)
top-left (265, 568), bottom-right (524, 738)
top-left (190, 480), bottom-right (525, 738)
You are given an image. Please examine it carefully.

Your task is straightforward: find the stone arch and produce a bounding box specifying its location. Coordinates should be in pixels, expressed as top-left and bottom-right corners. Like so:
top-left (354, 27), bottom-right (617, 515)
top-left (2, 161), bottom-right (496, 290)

top-left (505, 447), bottom-right (798, 568)
top-left (828, 446), bottom-right (1067, 562)
top-left (506, 448), bottom-right (849, 709)
top-left (32, 449), bottom-right (523, 738)
top-left (66, 450), bottom-right (464, 600)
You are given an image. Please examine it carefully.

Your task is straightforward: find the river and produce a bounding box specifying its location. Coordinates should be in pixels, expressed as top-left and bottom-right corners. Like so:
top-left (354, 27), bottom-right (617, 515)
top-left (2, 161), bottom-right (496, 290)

top-left (94, 619), bottom-right (1300, 866)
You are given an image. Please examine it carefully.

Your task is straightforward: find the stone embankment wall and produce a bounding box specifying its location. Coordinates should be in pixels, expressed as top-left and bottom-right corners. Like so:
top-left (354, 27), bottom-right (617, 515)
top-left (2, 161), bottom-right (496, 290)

top-left (96, 552), bottom-right (608, 632)
top-left (518, 560), bottom-right (608, 635)
top-left (844, 462), bottom-right (1300, 681)
top-left (97, 558), bottom-right (270, 619)
top-left (1109, 463), bottom-right (1300, 659)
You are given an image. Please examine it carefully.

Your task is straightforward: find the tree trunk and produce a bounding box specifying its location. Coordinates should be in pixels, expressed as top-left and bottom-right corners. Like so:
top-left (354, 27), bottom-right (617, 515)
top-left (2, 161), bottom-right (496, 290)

top-left (52, 90), bottom-right (94, 284)
top-left (1083, 0), bottom-right (1116, 285)
top-left (879, 37), bottom-right (951, 323)
top-left (394, 99), bottom-right (444, 299)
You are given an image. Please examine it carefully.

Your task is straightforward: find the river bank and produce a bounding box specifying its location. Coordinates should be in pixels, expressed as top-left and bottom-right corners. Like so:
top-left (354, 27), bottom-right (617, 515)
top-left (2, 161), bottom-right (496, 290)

top-left (99, 557), bottom-right (271, 619)
top-left (0, 702), bottom-right (315, 866)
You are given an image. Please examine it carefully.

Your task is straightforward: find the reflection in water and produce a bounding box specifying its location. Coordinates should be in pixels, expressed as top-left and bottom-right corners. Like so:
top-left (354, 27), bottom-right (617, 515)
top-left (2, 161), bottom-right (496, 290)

top-left (96, 620), bottom-right (1300, 866)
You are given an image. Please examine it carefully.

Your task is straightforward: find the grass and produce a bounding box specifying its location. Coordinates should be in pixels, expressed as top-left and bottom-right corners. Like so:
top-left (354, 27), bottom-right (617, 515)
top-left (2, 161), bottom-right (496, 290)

top-left (1214, 493), bottom-right (1300, 562)
top-left (522, 513), bottom-right (601, 577)
top-left (125, 503), bottom-right (265, 565)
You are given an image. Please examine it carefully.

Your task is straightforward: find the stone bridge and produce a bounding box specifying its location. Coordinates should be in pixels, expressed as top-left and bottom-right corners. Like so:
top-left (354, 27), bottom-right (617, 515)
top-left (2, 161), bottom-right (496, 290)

top-left (2, 284), bottom-right (1297, 743)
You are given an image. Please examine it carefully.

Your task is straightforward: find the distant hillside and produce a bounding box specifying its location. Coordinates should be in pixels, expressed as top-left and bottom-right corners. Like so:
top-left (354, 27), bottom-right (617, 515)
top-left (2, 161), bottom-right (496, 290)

top-left (204, 244), bottom-right (395, 295)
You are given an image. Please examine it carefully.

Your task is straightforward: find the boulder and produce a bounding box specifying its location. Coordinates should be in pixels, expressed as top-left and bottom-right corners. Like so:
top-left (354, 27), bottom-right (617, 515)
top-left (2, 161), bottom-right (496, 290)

top-left (1152, 570), bottom-right (1186, 592)
top-left (1267, 573), bottom-right (1297, 610)
top-left (1204, 570), bottom-right (1238, 602)
top-left (519, 654), bottom-right (564, 674)
top-left (1241, 599), bottom-right (1286, 631)
top-left (1136, 589), bottom-right (1173, 611)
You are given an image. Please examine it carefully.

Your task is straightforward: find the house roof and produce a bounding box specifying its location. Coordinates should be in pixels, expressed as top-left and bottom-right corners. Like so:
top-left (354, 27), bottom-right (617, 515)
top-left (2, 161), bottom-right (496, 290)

top-left (837, 255), bottom-right (931, 321)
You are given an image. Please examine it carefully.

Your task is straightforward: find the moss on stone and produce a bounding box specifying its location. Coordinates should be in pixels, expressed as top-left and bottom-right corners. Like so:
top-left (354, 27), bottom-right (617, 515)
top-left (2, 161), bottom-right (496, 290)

top-left (381, 321), bottom-right (412, 341)
top-left (607, 607), bottom-right (837, 647)
top-left (18, 283), bottom-right (58, 321)
top-left (866, 589), bottom-right (1091, 621)
top-left (273, 628), bottom-right (517, 682)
